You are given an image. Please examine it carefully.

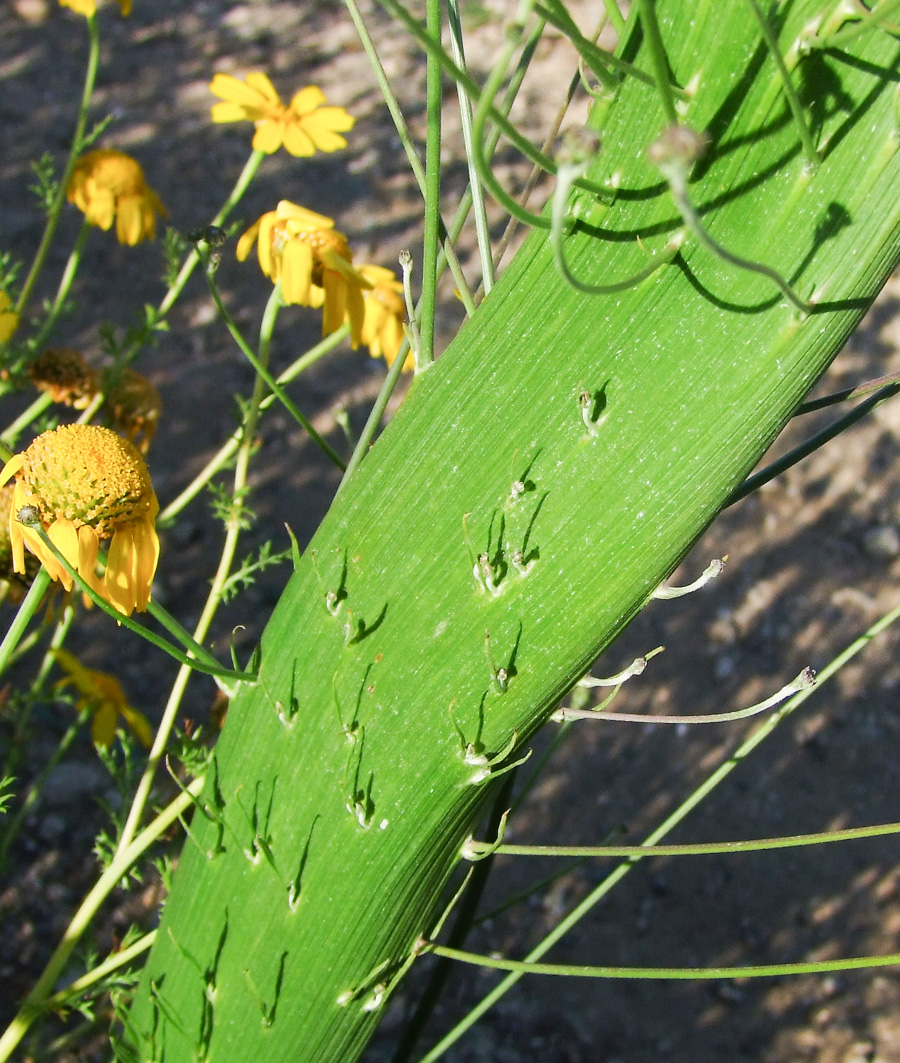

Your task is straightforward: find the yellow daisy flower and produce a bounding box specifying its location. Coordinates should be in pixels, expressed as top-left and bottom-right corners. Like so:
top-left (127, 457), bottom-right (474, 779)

top-left (209, 73), bottom-right (354, 157)
top-left (237, 200), bottom-right (371, 344)
top-left (67, 149), bottom-right (166, 245)
top-left (58, 0), bottom-right (131, 16)
top-left (52, 648), bottom-right (151, 749)
top-left (0, 424), bottom-right (160, 616)
top-left (29, 347), bottom-right (101, 409)
top-left (0, 292), bottom-right (19, 343)
top-left (358, 265), bottom-right (412, 370)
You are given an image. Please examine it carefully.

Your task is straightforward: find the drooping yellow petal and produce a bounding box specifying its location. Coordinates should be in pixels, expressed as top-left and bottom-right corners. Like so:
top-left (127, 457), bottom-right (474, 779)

top-left (289, 86), bottom-right (328, 115)
top-left (236, 218), bottom-right (262, 263)
top-left (281, 124), bottom-right (316, 158)
top-left (105, 523), bottom-right (139, 615)
top-left (244, 72), bottom-right (281, 104)
top-left (0, 455), bottom-right (24, 489)
top-left (120, 704), bottom-right (153, 747)
top-left (281, 239), bottom-right (315, 306)
top-left (47, 518), bottom-right (80, 589)
top-left (91, 702), bottom-right (119, 748)
top-left (252, 120), bottom-right (286, 155)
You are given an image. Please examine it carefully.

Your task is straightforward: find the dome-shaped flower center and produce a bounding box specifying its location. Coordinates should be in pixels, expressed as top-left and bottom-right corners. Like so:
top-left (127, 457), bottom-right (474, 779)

top-left (19, 424), bottom-right (156, 540)
top-left (82, 151), bottom-right (147, 197)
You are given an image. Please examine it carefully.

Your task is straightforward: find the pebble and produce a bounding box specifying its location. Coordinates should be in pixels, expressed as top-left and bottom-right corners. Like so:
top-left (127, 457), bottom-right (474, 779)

top-left (862, 525), bottom-right (900, 560)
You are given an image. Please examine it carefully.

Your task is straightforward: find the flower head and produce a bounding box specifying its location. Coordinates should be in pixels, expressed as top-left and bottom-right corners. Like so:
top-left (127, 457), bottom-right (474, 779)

top-left (0, 424), bottom-right (160, 616)
top-left (358, 265), bottom-right (412, 370)
top-left (59, 0), bottom-right (131, 15)
top-left (210, 73), bottom-right (354, 157)
top-left (29, 347), bottom-right (101, 409)
top-left (103, 367), bottom-right (161, 453)
top-left (52, 648), bottom-right (151, 749)
top-left (67, 149), bottom-right (165, 245)
top-left (0, 292), bottom-right (19, 343)
top-left (237, 200), bottom-right (371, 343)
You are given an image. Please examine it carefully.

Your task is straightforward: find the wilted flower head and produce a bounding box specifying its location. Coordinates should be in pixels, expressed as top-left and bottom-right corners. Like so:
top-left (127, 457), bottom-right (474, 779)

top-left (210, 73), bottom-right (354, 157)
top-left (59, 0), bottom-right (131, 14)
top-left (0, 292), bottom-right (18, 343)
top-left (0, 424), bottom-right (160, 616)
top-left (104, 367), bottom-right (161, 453)
top-left (67, 149), bottom-right (166, 245)
top-left (29, 347), bottom-right (101, 409)
top-left (358, 265), bottom-right (411, 370)
top-left (237, 200), bottom-right (370, 343)
top-left (52, 648), bottom-right (151, 749)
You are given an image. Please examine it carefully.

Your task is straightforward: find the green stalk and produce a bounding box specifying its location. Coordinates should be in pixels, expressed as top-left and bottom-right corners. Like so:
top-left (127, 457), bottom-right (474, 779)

top-left (15, 15), bottom-right (100, 320)
top-left (416, 0), bottom-right (443, 369)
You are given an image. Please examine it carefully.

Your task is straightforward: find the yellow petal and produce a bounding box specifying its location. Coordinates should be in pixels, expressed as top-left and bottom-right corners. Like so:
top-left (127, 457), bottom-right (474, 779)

top-left (281, 123), bottom-right (316, 158)
top-left (281, 239), bottom-right (315, 306)
top-left (105, 524), bottom-right (138, 616)
top-left (120, 704), bottom-right (153, 747)
top-left (91, 703), bottom-right (118, 749)
top-left (275, 200), bottom-right (334, 230)
top-left (128, 519), bottom-right (159, 611)
top-left (0, 455), bottom-right (24, 489)
top-left (244, 72), bottom-right (281, 104)
top-left (288, 85), bottom-right (327, 115)
top-left (321, 273), bottom-right (349, 337)
top-left (236, 218), bottom-right (262, 263)
top-left (211, 102), bottom-right (252, 124)
top-left (209, 73), bottom-right (269, 108)
top-left (252, 120), bottom-right (285, 154)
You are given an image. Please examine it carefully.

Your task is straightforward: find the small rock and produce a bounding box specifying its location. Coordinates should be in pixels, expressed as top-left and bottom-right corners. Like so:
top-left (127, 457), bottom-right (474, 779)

top-left (862, 525), bottom-right (900, 560)
top-left (843, 1041), bottom-right (875, 1063)
top-left (40, 761), bottom-right (108, 809)
top-left (12, 0), bottom-right (51, 24)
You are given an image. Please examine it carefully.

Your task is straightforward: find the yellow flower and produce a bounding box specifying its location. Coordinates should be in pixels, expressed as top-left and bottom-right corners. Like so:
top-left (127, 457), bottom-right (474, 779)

top-left (67, 149), bottom-right (165, 245)
top-left (358, 265), bottom-right (412, 370)
top-left (29, 347), bottom-right (101, 409)
top-left (103, 367), bottom-right (161, 454)
top-left (0, 424), bottom-right (160, 616)
top-left (0, 292), bottom-right (18, 343)
top-left (58, 0), bottom-right (131, 15)
top-left (237, 200), bottom-right (370, 343)
top-left (209, 73), bottom-right (354, 157)
top-left (52, 648), bottom-right (151, 749)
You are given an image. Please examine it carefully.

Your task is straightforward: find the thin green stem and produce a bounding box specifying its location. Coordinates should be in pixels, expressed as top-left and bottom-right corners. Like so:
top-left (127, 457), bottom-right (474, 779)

top-left (15, 15), bottom-right (100, 320)
top-left (428, 944), bottom-right (900, 980)
top-left (487, 820), bottom-right (900, 859)
top-left (447, 0), bottom-right (495, 296)
top-left (116, 275), bottom-right (278, 854)
top-left (1, 393), bottom-right (53, 450)
top-left (745, 0), bottom-right (818, 169)
top-left (808, 0), bottom-right (900, 49)
top-left (337, 335), bottom-right (411, 491)
top-left (417, 0), bottom-right (443, 368)
top-left (159, 327), bottom-right (348, 523)
top-left (198, 259), bottom-right (346, 469)
top-left (551, 162), bottom-right (682, 294)
top-left (795, 373), bottom-right (900, 415)
top-left (342, 0), bottom-right (476, 315)
top-left (419, 599), bottom-right (900, 1060)
top-left (0, 780), bottom-right (202, 1063)
top-left (44, 930), bottom-right (157, 1013)
top-left (728, 384), bottom-right (900, 505)
top-left (27, 219), bottom-right (91, 354)
top-left (640, 0), bottom-right (679, 125)
top-left (0, 568), bottom-right (50, 681)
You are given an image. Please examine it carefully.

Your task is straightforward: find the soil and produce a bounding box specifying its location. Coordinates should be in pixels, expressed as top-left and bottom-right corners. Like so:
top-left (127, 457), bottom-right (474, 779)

top-left (2, 2), bottom-right (900, 1062)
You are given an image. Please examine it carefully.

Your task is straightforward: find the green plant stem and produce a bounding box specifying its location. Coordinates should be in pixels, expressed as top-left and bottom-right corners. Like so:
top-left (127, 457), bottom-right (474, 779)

top-left (1, 393), bottom-right (52, 450)
top-left (115, 281), bottom-right (279, 855)
top-left (416, 0), bottom-right (443, 369)
top-left (15, 15), bottom-right (100, 320)
top-left (420, 598), bottom-right (900, 1060)
top-left (729, 383), bottom-right (900, 505)
top-left (487, 820), bottom-right (900, 858)
top-left (342, 0), bottom-right (476, 315)
top-left (795, 372), bottom-right (900, 415)
top-left (154, 150), bottom-right (265, 322)
top-left (0, 568), bottom-right (50, 680)
top-left (199, 264), bottom-right (345, 469)
top-left (0, 780), bottom-right (202, 1063)
top-left (745, 0), bottom-right (819, 169)
top-left (337, 334), bottom-right (411, 491)
top-left (427, 943), bottom-right (900, 980)
top-left (27, 219), bottom-right (91, 354)
top-left (44, 930), bottom-right (157, 1013)
top-left (808, 0), bottom-right (900, 49)
top-left (640, 0), bottom-right (679, 124)
top-left (159, 327), bottom-right (348, 523)
top-left (446, 0), bottom-right (495, 296)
